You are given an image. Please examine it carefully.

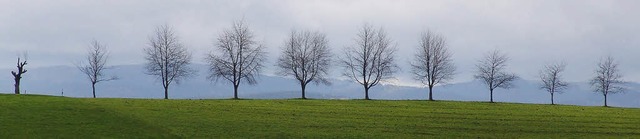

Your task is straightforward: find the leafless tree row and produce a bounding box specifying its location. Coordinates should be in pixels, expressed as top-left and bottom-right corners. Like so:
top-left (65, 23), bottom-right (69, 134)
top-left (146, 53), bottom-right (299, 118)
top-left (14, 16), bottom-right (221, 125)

top-left (3, 22), bottom-right (627, 107)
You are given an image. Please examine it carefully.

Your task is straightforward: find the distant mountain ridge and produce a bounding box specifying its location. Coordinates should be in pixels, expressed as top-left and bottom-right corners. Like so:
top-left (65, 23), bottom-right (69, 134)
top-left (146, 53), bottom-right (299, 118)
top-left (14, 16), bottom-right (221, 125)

top-left (0, 64), bottom-right (639, 108)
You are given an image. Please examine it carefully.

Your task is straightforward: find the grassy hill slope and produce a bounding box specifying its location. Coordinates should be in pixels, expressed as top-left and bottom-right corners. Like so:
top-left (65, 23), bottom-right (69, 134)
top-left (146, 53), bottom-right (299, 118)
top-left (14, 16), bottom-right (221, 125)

top-left (1, 94), bottom-right (640, 138)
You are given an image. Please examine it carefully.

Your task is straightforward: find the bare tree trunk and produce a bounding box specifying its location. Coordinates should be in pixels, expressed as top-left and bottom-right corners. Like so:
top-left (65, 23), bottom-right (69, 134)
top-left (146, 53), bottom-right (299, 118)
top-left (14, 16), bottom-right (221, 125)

top-left (233, 84), bottom-right (239, 99)
top-left (364, 86), bottom-right (370, 100)
top-left (428, 85), bottom-right (434, 101)
top-left (92, 83), bottom-right (96, 98)
top-left (301, 82), bottom-right (307, 99)
top-left (14, 79), bottom-right (20, 94)
top-left (164, 86), bottom-right (169, 99)
top-left (604, 94), bottom-right (608, 107)
top-left (551, 93), bottom-right (554, 105)
top-left (490, 89), bottom-right (494, 103)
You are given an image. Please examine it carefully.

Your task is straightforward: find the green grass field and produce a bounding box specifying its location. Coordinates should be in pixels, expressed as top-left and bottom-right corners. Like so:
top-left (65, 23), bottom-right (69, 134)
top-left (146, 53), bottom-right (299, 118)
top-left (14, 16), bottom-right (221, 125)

top-left (1, 94), bottom-right (640, 138)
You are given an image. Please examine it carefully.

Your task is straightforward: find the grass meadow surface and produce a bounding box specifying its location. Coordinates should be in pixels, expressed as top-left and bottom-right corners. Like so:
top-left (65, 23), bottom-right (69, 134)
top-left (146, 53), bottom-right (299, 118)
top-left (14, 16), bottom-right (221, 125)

top-left (1, 94), bottom-right (640, 138)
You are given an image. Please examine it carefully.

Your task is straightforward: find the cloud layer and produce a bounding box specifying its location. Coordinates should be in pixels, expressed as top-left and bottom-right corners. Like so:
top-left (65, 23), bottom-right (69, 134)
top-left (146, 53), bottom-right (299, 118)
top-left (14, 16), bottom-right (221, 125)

top-left (1, 0), bottom-right (639, 84)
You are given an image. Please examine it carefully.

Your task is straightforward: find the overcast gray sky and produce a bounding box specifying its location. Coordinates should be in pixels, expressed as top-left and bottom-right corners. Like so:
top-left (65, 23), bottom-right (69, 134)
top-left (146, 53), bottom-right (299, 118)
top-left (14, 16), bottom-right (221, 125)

top-left (1, 0), bottom-right (639, 85)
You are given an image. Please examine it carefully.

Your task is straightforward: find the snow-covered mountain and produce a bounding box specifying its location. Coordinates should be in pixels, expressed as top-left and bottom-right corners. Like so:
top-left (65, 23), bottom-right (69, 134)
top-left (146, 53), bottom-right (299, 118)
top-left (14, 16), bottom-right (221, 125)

top-left (1, 64), bottom-right (639, 108)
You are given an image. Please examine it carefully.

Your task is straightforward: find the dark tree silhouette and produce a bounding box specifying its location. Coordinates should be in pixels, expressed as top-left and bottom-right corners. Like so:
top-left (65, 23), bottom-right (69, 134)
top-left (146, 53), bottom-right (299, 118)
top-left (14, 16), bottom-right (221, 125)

top-left (474, 50), bottom-right (517, 103)
top-left (539, 62), bottom-right (568, 105)
top-left (144, 25), bottom-right (195, 99)
top-left (340, 24), bottom-right (398, 100)
top-left (276, 30), bottom-right (332, 99)
top-left (207, 20), bottom-right (266, 99)
top-left (78, 40), bottom-right (117, 98)
top-left (11, 57), bottom-right (27, 94)
top-left (410, 30), bottom-right (455, 101)
top-left (590, 56), bottom-right (625, 107)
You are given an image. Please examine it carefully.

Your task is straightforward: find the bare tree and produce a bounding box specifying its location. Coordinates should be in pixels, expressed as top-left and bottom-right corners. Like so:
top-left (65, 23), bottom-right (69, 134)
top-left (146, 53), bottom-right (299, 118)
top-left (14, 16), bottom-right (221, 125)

top-left (144, 25), bottom-right (195, 99)
top-left (474, 50), bottom-right (518, 103)
top-left (11, 55), bottom-right (27, 94)
top-left (539, 62), bottom-right (568, 105)
top-left (207, 21), bottom-right (266, 99)
top-left (410, 31), bottom-right (455, 101)
top-left (78, 40), bottom-right (117, 98)
top-left (276, 30), bottom-right (332, 99)
top-left (340, 24), bottom-right (398, 100)
top-left (590, 56), bottom-right (625, 107)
